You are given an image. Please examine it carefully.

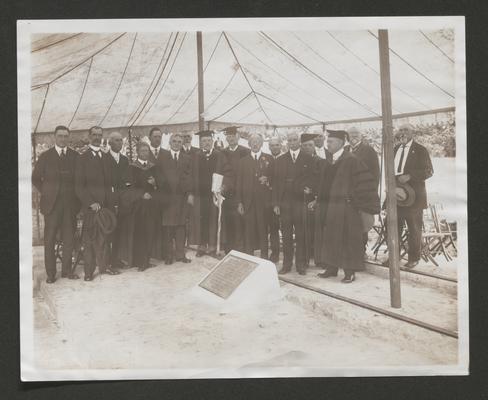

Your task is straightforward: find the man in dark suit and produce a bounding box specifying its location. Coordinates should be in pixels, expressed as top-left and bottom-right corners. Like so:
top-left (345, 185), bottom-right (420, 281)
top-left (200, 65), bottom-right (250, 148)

top-left (347, 126), bottom-right (381, 253)
top-left (393, 123), bottom-right (433, 268)
top-left (236, 133), bottom-right (274, 259)
top-left (273, 132), bottom-right (315, 275)
top-left (75, 126), bottom-right (119, 281)
top-left (107, 131), bottom-right (130, 269)
top-left (222, 126), bottom-right (250, 253)
top-left (181, 131), bottom-right (199, 156)
top-left (32, 125), bottom-right (80, 283)
top-left (146, 127), bottom-right (165, 260)
top-left (267, 136), bottom-right (283, 262)
top-left (157, 133), bottom-right (193, 264)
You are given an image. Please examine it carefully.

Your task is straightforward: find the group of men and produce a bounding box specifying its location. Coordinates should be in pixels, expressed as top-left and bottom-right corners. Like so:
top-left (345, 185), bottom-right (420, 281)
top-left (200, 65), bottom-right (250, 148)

top-left (33, 122), bottom-right (432, 285)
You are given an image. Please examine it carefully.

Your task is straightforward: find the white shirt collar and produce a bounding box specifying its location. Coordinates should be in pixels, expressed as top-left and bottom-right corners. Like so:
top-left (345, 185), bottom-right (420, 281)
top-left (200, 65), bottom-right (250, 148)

top-left (203, 148), bottom-right (213, 156)
top-left (138, 158), bottom-right (148, 166)
top-left (183, 144), bottom-right (192, 152)
top-left (401, 139), bottom-right (413, 148)
top-left (109, 148), bottom-right (120, 162)
top-left (251, 150), bottom-right (262, 159)
top-left (289, 148), bottom-right (300, 158)
top-left (89, 144), bottom-right (101, 152)
top-left (150, 145), bottom-right (160, 153)
top-left (228, 145), bottom-right (238, 152)
top-left (54, 144), bottom-right (66, 155)
top-left (170, 149), bottom-right (180, 158)
top-left (332, 147), bottom-right (344, 162)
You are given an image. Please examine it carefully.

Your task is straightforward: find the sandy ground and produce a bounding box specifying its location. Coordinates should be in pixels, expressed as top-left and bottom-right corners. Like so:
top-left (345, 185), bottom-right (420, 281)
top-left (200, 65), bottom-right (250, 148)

top-left (32, 247), bottom-right (457, 372)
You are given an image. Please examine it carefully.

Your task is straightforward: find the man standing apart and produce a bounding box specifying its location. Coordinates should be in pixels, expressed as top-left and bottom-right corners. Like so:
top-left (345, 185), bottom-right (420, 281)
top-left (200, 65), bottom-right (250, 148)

top-left (107, 131), bottom-right (129, 269)
top-left (236, 133), bottom-right (274, 259)
top-left (267, 136), bottom-right (283, 263)
top-left (273, 132), bottom-right (315, 275)
top-left (158, 133), bottom-right (194, 265)
top-left (75, 126), bottom-right (119, 281)
top-left (314, 130), bottom-right (380, 283)
top-left (222, 126), bottom-right (250, 253)
top-left (33, 125), bottom-right (80, 283)
top-left (392, 123), bottom-right (433, 268)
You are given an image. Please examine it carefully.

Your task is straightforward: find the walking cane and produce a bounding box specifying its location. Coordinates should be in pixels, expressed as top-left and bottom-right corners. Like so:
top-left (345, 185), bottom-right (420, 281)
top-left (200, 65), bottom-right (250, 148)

top-left (303, 190), bottom-right (310, 268)
top-left (216, 194), bottom-right (223, 256)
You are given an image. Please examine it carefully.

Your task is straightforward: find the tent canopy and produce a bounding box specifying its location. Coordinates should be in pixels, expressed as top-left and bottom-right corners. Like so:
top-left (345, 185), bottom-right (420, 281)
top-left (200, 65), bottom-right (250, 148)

top-left (30, 30), bottom-right (455, 133)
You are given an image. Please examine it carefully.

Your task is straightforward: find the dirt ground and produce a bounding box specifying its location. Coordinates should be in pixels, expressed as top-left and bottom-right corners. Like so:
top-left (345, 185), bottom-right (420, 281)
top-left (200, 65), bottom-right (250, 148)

top-left (32, 248), bottom-right (456, 374)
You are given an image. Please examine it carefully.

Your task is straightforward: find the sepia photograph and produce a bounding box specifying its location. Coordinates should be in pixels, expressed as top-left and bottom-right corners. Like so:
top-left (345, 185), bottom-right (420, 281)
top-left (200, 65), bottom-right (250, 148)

top-left (17, 17), bottom-right (468, 380)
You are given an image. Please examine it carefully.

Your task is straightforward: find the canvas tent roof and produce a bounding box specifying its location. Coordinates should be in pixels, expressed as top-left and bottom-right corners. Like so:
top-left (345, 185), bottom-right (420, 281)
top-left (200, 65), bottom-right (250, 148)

top-left (30, 30), bottom-right (455, 133)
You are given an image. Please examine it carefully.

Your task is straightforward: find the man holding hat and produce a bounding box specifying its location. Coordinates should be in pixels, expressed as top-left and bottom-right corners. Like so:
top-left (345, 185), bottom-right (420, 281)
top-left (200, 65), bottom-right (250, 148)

top-left (273, 132), bottom-right (315, 275)
top-left (392, 123), bottom-right (433, 268)
top-left (222, 126), bottom-right (250, 253)
top-left (313, 130), bottom-right (380, 283)
top-left (187, 130), bottom-right (233, 257)
top-left (75, 126), bottom-right (120, 281)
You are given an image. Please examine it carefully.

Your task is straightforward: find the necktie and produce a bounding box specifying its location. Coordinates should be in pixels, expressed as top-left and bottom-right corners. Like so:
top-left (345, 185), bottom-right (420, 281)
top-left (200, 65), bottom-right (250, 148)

top-left (60, 149), bottom-right (66, 158)
top-left (292, 152), bottom-right (296, 163)
top-left (154, 149), bottom-right (158, 158)
top-left (173, 153), bottom-right (178, 163)
top-left (93, 150), bottom-right (101, 158)
top-left (397, 145), bottom-right (406, 174)
top-left (254, 154), bottom-right (258, 161)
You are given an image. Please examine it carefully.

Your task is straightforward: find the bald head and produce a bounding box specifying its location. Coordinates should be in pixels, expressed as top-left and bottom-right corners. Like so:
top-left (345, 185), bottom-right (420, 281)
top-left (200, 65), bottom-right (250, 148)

top-left (347, 126), bottom-right (362, 147)
top-left (397, 123), bottom-right (415, 144)
top-left (108, 131), bottom-right (123, 153)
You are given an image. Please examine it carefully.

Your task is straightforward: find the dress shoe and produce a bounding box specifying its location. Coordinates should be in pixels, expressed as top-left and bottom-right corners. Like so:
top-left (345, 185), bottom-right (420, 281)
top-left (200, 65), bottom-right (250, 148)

top-left (317, 269), bottom-right (338, 278)
top-left (46, 277), bottom-right (56, 284)
top-left (68, 273), bottom-right (79, 280)
top-left (298, 269), bottom-right (307, 276)
top-left (103, 268), bottom-right (120, 275)
top-left (404, 260), bottom-right (419, 269)
top-left (61, 272), bottom-right (68, 278)
top-left (176, 257), bottom-right (191, 263)
top-left (84, 274), bottom-right (93, 282)
top-left (341, 271), bottom-right (356, 283)
top-left (165, 259), bottom-right (174, 265)
top-left (278, 267), bottom-right (291, 275)
top-left (196, 250), bottom-right (206, 257)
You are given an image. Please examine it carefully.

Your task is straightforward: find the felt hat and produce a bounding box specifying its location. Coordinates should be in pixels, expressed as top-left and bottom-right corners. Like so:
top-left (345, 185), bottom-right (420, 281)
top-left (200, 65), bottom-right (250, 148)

top-left (326, 129), bottom-right (348, 141)
top-left (196, 130), bottom-right (214, 138)
top-left (222, 126), bottom-right (241, 135)
top-left (395, 182), bottom-right (416, 207)
top-left (300, 133), bottom-right (319, 143)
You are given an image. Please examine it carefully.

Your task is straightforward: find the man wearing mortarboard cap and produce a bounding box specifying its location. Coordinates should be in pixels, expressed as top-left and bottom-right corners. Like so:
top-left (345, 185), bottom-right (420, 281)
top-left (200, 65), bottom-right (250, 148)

top-left (311, 129), bottom-right (380, 283)
top-left (221, 126), bottom-right (250, 253)
top-left (186, 130), bottom-right (234, 257)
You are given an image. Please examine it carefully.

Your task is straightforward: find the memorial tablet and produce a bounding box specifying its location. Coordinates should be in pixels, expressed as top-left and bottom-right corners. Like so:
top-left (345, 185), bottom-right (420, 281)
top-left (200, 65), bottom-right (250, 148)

top-left (199, 255), bottom-right (258, 299)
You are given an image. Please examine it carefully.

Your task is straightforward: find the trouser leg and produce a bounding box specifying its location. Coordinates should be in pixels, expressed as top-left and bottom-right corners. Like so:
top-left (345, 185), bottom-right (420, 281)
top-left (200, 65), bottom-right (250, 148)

top-left (293, 203), bottom-right (305, 270)
top-left (43, 203), bottom-right (62, 279)
top-left (174, 226), bottom-right (185, 259)
top-left (60, 204), bottom-right (76, 275)
top-left (256, 205), bottom-right (268, 259)
top-left (405, 208), bottom-right (423, 262)
top-left (281, 205), bottom-right (293, 268)
top-left (269, 209), bottom-right (280, 257)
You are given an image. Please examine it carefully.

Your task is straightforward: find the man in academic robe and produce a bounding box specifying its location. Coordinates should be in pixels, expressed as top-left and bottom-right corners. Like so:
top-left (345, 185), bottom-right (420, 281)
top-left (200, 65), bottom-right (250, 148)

top-left (313, 130), bottom-right (380, 283)
top-left (267, 136), bottom-right (283, 262)
top-left (32, 125), bottom-right (80, 283)
top-left (236, 133), bottom-right (274, 259)
top-left (222, 126), bottom-right (250, 253)
top-left (107, 131), bottom-right (130, 269)
top-left (157, 133), bottom-right (193, 264)
top-left (187, 130), bottom-right (233, 257)
top-left (273, 132), bottom-right (315, 275)
top-left (391, 123), bottom-right (433, 268)
top-left (75, 126), bottom-right (120, 281)
top-left (347, 126), bottom-right (381, 254)
top-left (146, 127), bottom-right (165, 260)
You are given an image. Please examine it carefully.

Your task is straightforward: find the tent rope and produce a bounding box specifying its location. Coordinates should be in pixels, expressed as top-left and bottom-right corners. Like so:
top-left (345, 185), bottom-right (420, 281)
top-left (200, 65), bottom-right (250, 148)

top-left (33, 84), bottom-right (50, 134)
top-left (419, 30), bottom-right (454, 64)
top-left (326, 31), bottom-right (431, 110)
top-left (138, 32), bottom-right (188, 124)
top-left (223, 32), bottom-right (272, 124)
top-left (32, 33), bottom-right (83, 53)
top-left (208, 92), bottom-right (253, 121)
top-left (368, 30), bottom-right (454, 99)
top-left (260, 31), bottom-right (380, 117)
top-left (227, 32), bottom-right (344, 120)
top-left (255, 92), bottom-right (322, 123)
top-left (164, 32), bottom-right (223, 124)
top-left (126, 32), bottom-right (176, 126)
top-left (32, 33), bottom-right (126, 88)
top-left (68, 57), bottom-right (93, 128)
top-left (99, 33), bottom-right (138, 126)
top-left (205, 68), bottom-right (239, 111)
top-left (291, 32), bottom-right (400, 114)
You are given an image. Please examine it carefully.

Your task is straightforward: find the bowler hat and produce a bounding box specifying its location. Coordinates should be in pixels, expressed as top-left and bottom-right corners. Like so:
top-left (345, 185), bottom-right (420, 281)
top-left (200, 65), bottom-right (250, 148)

top-left (395, 182), bottom-right (416, 207)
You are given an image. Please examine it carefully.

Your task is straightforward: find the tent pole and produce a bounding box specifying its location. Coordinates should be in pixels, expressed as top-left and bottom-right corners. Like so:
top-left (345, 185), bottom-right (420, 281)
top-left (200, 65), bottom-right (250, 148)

top-left (197, 31), bottom-right (205, 131)
top-left (378, 29), bottom-right (401, 308)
